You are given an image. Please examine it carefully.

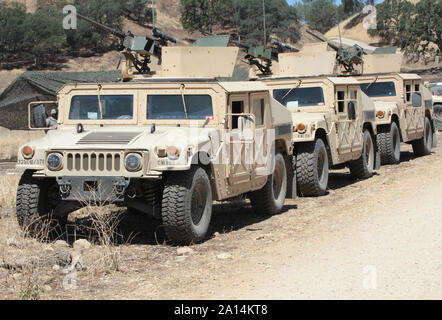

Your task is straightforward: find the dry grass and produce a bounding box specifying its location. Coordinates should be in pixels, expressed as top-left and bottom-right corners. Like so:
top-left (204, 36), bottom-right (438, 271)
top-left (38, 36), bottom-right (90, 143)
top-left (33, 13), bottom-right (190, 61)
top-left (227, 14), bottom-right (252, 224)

top-left (0, 128), bottom-right (45, 161)
top-left (0, 175), bottom-right (20, 209)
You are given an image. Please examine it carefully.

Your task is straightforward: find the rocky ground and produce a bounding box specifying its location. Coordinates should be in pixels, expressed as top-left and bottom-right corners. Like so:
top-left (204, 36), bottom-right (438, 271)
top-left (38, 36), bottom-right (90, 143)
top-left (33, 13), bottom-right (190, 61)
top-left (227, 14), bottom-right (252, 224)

top-left (0, 133), bottom-right (441, 300)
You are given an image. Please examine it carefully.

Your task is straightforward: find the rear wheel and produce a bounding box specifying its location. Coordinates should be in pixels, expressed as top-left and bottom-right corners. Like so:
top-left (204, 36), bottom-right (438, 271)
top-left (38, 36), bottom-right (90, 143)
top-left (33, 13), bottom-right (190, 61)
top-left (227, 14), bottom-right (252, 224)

top-left (378, 122), bottom-right (401, 165)
top-left (16, 170), bottom-right (65, 239)
top-left (250, 153), bottom-right (287, 215)
top-left (412, 117), bottom-right (433, 156)
top-left (161, 167), bottom-right (212, 245)
top-left (296, 139), bottom-right (329, 197)
top-left (350, 130), bottom-right (375, 179)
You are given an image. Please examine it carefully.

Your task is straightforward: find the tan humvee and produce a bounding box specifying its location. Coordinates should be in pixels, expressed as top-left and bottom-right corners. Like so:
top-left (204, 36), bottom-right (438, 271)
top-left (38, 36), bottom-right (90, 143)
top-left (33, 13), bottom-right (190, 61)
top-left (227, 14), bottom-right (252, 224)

top-left (249, 49), bottom-right (380, 197)
top-left (356, 53), bottom-right (436, 164)
top-left (15, 47), bottom-right (294, 245)
top-left (427, 82), bottom-right (442, 131)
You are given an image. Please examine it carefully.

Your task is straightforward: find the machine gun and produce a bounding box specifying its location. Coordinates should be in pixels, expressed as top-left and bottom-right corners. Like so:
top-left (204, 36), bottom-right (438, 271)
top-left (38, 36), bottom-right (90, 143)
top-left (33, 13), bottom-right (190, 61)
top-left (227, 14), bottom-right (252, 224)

top-left (305, 28), bottom-right (365, 75)
top-left (74, 13), bottom-right (177, 76)
top-left (234, 39), bottom-right (299, 76)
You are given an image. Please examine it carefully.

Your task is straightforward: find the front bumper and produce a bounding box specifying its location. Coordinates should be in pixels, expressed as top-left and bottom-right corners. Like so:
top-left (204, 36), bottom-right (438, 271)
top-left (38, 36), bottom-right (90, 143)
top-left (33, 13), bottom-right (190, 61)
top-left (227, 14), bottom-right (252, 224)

top-left (56, 176), bottom-right (130, 202)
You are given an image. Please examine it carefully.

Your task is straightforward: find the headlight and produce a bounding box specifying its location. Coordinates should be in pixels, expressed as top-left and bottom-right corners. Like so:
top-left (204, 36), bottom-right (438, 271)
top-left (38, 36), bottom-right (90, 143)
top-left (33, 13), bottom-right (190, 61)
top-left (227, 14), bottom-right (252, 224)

top-left (125, 153), bottom-right (142, 172)
top-left (47, 153), bottom-right (63, 171)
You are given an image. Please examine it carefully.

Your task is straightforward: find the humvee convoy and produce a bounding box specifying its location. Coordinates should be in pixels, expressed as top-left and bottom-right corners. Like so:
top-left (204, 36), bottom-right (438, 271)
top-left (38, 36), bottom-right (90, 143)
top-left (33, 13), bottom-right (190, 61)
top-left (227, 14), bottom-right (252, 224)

top-left (16, 46), bottom-right (294, 244)
top-left (14, 17), bottom-right (438, 244)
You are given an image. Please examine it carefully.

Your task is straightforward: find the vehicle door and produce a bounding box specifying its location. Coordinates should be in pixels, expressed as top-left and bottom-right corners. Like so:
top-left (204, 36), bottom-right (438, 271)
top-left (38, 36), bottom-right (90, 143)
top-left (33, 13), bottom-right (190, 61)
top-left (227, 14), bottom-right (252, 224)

top-left (334, 86), bottom-right (362, 155)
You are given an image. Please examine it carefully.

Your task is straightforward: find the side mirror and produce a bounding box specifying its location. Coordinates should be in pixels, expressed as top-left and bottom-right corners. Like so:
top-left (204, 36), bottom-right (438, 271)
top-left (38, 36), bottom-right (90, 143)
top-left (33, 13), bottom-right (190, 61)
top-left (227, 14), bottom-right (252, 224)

top-left (412, 92), bottom-right (422, 107)
top-left (28, 101), bottom-right (58, 129)
top-left (32, 104), bottom-right (47, 128)
top-left (347, 102), bottom-right (356, 120)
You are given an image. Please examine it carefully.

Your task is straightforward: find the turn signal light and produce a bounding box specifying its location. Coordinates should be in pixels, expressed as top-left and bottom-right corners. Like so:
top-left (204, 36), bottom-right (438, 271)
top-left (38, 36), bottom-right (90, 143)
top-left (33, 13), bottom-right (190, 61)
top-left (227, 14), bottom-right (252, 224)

top-left (297, 123), bottom-right (307, 134)
top-left (21, 146), bottom-right (34, 159)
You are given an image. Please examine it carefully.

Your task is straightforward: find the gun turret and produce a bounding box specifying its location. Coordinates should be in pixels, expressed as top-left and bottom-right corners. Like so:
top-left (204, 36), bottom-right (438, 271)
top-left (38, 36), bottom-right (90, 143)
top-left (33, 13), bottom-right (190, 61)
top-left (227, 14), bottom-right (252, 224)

top-left (305, 28), bottom-right (365, 75)
top-left (234, 39), bottom-right (298, 76)
top-left (74, 12), bottom-right (178, 79)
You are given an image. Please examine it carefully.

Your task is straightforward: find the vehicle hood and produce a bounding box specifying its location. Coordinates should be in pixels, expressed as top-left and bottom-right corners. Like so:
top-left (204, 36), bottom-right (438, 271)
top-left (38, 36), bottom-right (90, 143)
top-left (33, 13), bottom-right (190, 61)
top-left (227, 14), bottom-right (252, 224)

top-left (29, 126), bottom-right (216, 151)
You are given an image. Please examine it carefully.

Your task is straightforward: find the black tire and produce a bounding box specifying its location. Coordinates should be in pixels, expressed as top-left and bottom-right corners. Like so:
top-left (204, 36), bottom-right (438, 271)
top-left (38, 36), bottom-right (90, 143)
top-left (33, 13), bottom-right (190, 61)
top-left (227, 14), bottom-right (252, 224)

top-left (16, 170), bottom-right (65, 239)
top-left (349, 130), bottom-right (375, 179)
top-left (250, 153), bottom-right (287, 215)
top-left (378, 122), bottom-right (401, 165)
top-left (161, 166), bottom-right (212, 245)
top-left (412, 117), bottom-right (433, 156)
top-left (295, 139), bottom-right (329, 197)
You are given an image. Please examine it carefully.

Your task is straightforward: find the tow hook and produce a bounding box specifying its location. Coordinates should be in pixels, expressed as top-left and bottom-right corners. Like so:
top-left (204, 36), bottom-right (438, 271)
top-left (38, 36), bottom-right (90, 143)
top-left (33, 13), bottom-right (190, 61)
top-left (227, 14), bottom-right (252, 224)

top-left (57, 177), bottom-right (71, 198)
top-left (114, 178), bottom-right (130, 199)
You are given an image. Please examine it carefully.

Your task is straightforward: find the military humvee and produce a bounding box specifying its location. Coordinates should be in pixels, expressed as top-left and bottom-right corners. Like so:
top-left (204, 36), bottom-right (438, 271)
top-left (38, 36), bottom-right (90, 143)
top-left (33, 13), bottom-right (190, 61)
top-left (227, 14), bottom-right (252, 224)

top-left (428, 82), bottom-right (442, 131)
top-left (16, 46), bottom-right (294, 245)
top-left (356, 52), bottom-right (436, 164)
top-left (247, 43), bottom-right (380, 197)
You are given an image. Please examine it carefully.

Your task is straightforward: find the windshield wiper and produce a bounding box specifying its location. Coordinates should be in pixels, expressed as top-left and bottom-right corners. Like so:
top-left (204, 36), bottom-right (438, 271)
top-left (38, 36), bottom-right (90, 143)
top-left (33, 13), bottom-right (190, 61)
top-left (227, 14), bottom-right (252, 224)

top-left (281, 80), bottom-right (302, 101)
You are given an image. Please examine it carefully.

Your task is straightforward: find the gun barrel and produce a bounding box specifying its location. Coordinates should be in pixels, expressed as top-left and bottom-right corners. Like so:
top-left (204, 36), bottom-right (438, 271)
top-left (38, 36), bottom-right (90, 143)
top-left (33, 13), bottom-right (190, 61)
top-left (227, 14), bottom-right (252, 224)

top-left (153, 28), bottom-right (178, 43)
top-left (305, 28), bottom-right (340, 51)
top-left (75, 13), bottom-right (127, 39)
top-left (270, 39), bottom-right (299, 52)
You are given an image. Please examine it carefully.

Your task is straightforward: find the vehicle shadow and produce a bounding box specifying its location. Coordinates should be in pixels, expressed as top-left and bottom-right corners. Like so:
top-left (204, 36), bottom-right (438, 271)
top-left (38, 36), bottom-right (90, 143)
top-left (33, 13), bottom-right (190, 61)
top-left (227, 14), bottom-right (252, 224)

top-left (62, 202), bottom-right (297, 246)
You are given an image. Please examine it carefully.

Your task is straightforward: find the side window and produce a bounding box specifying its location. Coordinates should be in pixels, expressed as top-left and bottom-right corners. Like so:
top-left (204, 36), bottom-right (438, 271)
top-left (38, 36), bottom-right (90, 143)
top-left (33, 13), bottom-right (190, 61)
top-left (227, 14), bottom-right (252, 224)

top-left (231, 100), bottom-right (244, 129)
top-left (337, 90), bottom-right (346, 113)
top-left (252, 98), bottom-right (265, 126)
top-left (415, 83), bottom-right (420, 92)
top-left (405, 83), bottom-right (412, 102)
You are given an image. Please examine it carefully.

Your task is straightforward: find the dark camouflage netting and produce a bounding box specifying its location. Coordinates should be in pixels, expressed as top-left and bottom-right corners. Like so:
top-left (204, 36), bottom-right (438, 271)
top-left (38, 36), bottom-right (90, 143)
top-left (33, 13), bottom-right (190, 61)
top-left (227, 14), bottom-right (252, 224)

top-left (0, 70), bottom-right (121, 129)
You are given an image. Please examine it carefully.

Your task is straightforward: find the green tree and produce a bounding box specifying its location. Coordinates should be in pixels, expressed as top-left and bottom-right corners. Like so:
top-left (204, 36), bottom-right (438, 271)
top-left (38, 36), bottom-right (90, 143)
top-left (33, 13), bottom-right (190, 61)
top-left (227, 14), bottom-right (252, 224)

top-left (0, 2), bottom-right (28, 62)
top-left (64, 0), bottom-right (124, 55)
top-left (23, 6), bottom-right (67, 68)
top-left (400, 0), bottom-right (442, 57)
top-left (304, 0), bottom-right (338, 34)
top-left (368, 0), bottom-right (413, 45)
top-left (121, 0), bottom-right (154, 25)
top-left (181, 0), bottom-right (300, 45)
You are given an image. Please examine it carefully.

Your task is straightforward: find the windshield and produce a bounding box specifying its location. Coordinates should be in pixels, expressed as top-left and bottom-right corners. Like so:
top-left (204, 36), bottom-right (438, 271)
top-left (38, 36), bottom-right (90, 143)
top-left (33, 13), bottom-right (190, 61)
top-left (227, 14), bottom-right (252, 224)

top-left (69, 95), bottom-right (134, 120)
top-left (147, 95), bottom-right (213, 120)
top-left (431, 85), bottom-right (442, 96)
top-left (273, 87), bottom-right (325, 107)
top-left (360, 82), bottom-right (396, 97)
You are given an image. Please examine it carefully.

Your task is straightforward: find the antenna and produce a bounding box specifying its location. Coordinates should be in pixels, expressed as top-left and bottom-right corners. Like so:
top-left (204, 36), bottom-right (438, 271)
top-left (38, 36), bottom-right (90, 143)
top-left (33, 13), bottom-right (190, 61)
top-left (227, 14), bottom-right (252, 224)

top-left (152, 0), bottom-right (155, 29)
top-left (338, 21), bottom-right (343, 49)
top-left (262, 0), bottom-right (266, 46)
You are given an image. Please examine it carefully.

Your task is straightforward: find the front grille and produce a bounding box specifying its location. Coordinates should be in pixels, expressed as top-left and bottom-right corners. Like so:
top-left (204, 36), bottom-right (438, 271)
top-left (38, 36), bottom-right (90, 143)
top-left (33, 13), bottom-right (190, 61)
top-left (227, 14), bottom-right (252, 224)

top-left (77, 132), bottom-right (141, 145)
top-left (65, 152), bottom-right (122, 173)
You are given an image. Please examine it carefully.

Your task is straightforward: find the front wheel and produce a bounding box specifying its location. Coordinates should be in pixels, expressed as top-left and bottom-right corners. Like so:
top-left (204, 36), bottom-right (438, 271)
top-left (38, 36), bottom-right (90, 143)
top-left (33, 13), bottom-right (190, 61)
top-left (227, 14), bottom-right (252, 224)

top-left (412, 117), bottom-right (433, 156)
top-left (378, 122), bottom-right (401, 165)
top-left (250, 153), bottom-right (287, 215)
top-left (296, 139), bottom-right (329, 197)
top-left (349, 130), bottom-right (375, 180)
top-left (16, 170), bottom-right (65, 239)
top-left (161, 167), bottom-right (212, 245)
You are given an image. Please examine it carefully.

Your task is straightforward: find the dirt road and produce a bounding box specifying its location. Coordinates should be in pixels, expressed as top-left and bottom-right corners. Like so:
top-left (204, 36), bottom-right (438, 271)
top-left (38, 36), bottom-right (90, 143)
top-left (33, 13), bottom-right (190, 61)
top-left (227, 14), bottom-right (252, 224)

top-left (1, 134), bottom-right (441, 300)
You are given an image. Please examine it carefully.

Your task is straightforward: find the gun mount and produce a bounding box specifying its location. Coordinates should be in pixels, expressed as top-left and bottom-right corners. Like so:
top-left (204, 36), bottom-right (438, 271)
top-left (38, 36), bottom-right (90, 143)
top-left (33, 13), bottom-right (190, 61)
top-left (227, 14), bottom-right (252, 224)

top-left (74, 13), bottom-right (177, 80)
top-left (305, 28), bottom-right (365, 75)
top-left (235, 39), bottom-right (299, 76)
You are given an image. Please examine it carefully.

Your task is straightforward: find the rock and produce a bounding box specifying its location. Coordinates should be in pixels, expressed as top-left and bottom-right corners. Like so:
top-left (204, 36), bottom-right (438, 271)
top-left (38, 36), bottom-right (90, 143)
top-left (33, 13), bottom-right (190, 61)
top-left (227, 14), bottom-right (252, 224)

top-left (73, 239), bottom-right (92, 251)
top-left (43, 247), bottom-right (55, 254)
top-left (6, 238), bottom-right (19, 247)
top-left (54, 240), bottom-right (70, 248)
top-left (43, 285), bottom-right (52, 292)
top-left (70, 250), bottom-right (86, 271)
top-left (176, 256), bottom-right (188, 262)
top-left (177, 247), bottom-right (194, 256)
top-left (216, 253), bottom-right (232, 260)
top-left (52, 265), bottom-right (60, 271)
